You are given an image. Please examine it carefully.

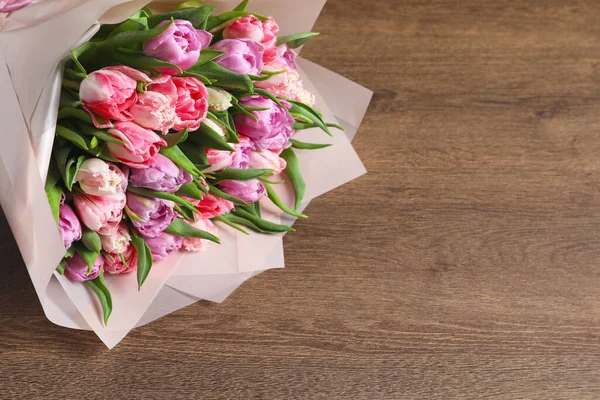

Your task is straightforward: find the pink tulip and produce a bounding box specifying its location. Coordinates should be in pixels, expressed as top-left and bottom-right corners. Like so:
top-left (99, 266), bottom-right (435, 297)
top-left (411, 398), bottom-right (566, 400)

top-left (106, 121), bottom-right (167, 169)
top-left (204, 148), bottom-right (234, 173)
top-left (182, 218), bottom-right (217, 253)
top-left (130, 91), bottom-right (177, 134)
top-left (223, 15), bottom-right (265, 42)
top-left (80, 66), bottom-right (151, 128)
top-left (152, 76), bottom-right (209, 132)
top-left (255, 61), bottom-right (315, 106)
top-left (222, 15), bottom-right (280, 64)
top-left (103, 244), bottom-right (138, 275)
top-left (73, 192), bottom-right (125, 235)
top-left (75, 158), bottom-right (127, 196)
top-left (100, 223), bottom-right (131, 254)
top-left (194, 194), bottom-right (234, 219)
top-left (249, 150), bottom-right (287, 175)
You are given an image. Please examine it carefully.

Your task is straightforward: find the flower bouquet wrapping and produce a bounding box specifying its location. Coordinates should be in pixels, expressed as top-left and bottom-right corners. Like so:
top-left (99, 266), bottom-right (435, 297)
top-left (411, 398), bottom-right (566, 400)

top-left (0, 0), bottom-right (372, 348)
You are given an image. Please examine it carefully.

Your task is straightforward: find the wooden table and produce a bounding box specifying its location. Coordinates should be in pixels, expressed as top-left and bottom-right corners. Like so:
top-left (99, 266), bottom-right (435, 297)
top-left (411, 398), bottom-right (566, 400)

top-left (3, 0), bottom-right (600, 398)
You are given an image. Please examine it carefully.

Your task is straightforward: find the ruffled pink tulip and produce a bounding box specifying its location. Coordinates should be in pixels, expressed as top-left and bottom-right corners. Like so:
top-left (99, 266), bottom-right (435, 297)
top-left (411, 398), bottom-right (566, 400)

top-left (152, 76), bottom-right (209, 132)
top-left (182, 218), bottom-right (217, 253)
top-left (106, 122), bottom-right (167, 169)
top-left (223, 15), bottom-right (279, 64)
top-left (195, 194), bottom-right (234, 219)
top-left (75, 158), bottom-right (127, 196)
top-left (73, 192), bottom-right (125, 235)
top-left (130, 91), bottom-right (177, 134)
top-left (103, 244), bottom-right (138, 275)
top-left (80, 66), bottom-right (151, 128)
top-left (100, 223), bottom-right (131, 254)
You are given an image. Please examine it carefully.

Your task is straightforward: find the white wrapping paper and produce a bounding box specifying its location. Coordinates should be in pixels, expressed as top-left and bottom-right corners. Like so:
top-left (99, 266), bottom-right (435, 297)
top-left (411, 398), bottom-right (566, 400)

top-left (0, 0), bottom-right (371, 348)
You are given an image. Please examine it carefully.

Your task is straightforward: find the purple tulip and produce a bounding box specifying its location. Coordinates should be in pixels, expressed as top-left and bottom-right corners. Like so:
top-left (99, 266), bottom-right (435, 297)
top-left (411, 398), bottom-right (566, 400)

top-left (233, 96), bottom-right (294, 151)
top-left (0, 0), bottom-right (34, 13)
top-left (275, 44), bottom-right (297, 70)
top-left (145, 232), bottom-right (183, 262)
top-left (129, 154), bottom-right (192, 193)
top-left (65, 253), bottom-right (102, 283)
top-left (58, 204), bottom-right (82, 249)
top-left (143, 20), bottom-right (213, 75)
top-left (230, 136), bottom-right (253, 169)
top-left (212, 39), bottom-right (264, 75)
top-left (220, 179), bottom-right (266, 204)
top-left (127, 193), bottom-right (176, 238)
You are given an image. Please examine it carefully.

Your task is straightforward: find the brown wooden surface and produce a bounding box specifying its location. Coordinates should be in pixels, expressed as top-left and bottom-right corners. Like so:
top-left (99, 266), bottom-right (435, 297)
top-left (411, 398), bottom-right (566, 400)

top-left (3, 0), bottom-right (600, 398)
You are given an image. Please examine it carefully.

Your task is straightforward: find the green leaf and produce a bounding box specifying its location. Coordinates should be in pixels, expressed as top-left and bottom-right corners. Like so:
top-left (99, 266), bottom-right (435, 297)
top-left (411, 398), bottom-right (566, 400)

top-left (58, 107), bottom-right (92, 125)
top-left (253, 89), bottom-right (284, 108)
top-left (195, 49), bottom-right (226, 66)
top-left (131, 233), bottom-right (153, 290)
top-left (212, 215), bottom-right (249, 235)
top-left (165, 218), bottom-right (220, 243)
top-left (188, 121), bottom-right (235, 151)
top-left (45, 161), bottom-right (63, 224)
top-left (112, 51), bottom-right (183, 74)
top-left (56, 259), bottom-right (67, 275)
top-left (232, 208), bottom-right (295, 233)
top-left (277, 32), bottom-right (320, 49)
top-left (160, 145), bottom-right (203, 177)
top-left (176, 182), bottom-right (204, 201)
top-left (75, 244), bottom-right (100, 275)
top-left (208, 184), bottom-right (248, 206)
top-left (56, 125), bottom-right (89, 151)
top-left (163, 127), bottom-right (189, 149)
top-left (174, 204), bottom-right (197, 222)
top-left (233, 0), bottom-right (249, 11)
top-left (290, 139), bottom-right (332, 150)
top-left (179, 142), bottom-right (209, 165)
top-left (81, 229), bottom-right (102, 253)
top-left (263, 181), bottom-right (308, 219)
top-left (212, 168), bottom-right (271, 183)
top-left (186, 61), bottom-right (254, 92)
top-left (210, 111), bottom-right (239, 143)
top-left (206, 11), bottom-right (268, 32)
top-left (286, 100), bottom-right (332, 136)
top-left (280, 148), bottom-right (306, 210)
top-left (70, 42), bottom-right (96, 74)
top-left (148, 5), bottom-right (214, 29)
top-left (127, 186), bottom-right (199, 216)
top-left (178, 0), bottom-right (204, 9)
top-left (54, 147), bottom-right (86, 192)
top-left (98, 19), bottom-right (174, 50)
top-left (85, 270), bottom-right (113, 325)
top-left (75, 121), bottom-right (125, 145)
top-left (60, 89), bottom-right (82, 109)
top-left (65, 246), bottom-right (76, 258)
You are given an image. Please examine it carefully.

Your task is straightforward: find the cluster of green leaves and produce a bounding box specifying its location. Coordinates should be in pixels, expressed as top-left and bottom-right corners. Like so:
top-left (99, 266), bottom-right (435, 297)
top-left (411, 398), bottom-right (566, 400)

top-left (51, 0), bottom-right (331, 325)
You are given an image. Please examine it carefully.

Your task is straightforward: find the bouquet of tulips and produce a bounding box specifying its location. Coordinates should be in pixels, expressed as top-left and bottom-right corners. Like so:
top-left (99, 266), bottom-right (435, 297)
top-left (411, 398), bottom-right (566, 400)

top-left (0, 0), bottom-right (370, 347)
top-left (51, 1), bottom-right (339, 324)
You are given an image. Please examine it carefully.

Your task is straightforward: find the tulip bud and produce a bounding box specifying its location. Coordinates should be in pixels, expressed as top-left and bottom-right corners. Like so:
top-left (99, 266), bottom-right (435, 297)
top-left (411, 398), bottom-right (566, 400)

top-left (75, 158), bottom-right (127, 196)
top-left (207, 87), bottom-right (233, 112)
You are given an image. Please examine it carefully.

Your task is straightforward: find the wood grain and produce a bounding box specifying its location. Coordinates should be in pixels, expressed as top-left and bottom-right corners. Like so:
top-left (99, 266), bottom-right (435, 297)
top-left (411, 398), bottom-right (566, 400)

top-left (3, 0), bottom-right (600, 398)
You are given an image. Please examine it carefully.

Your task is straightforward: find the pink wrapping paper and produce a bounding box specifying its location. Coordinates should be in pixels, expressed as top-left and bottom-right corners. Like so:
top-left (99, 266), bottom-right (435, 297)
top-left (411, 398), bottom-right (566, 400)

top-left (0, 0), bottom-right (371, 348)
